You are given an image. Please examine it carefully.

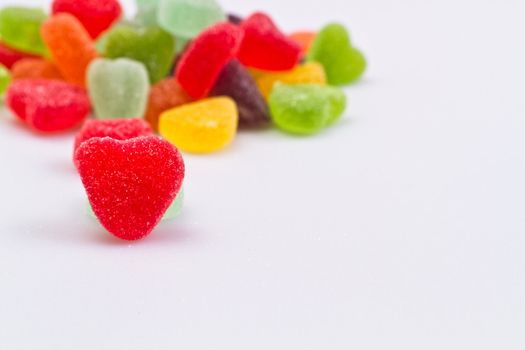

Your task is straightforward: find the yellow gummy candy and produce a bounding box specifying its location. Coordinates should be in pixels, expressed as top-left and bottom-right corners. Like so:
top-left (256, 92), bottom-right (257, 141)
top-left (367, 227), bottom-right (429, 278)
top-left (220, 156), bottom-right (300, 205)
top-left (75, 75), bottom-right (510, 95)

top-left (159, 96), bottom-right (238, 154)
top-left (256, 62), bottom-right (327, 99)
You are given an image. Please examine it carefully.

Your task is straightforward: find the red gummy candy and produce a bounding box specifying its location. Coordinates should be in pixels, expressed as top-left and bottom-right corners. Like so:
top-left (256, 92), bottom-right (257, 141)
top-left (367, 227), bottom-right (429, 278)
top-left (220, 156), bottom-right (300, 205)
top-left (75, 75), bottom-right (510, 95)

top-left (6, 79), bottom-right (91, 132)
top-left (238, 12), bottom-right (302, 71)
top-left (74, 118), bottom-right (153, 152)
top-left (75, 136), bottom-right (185, 240)
top-left (0, 41), bottom-right (37, 69)
top-left (175, 22), bottom-right (244, 99)
top-left (52, 0), bottom-right (122, 39)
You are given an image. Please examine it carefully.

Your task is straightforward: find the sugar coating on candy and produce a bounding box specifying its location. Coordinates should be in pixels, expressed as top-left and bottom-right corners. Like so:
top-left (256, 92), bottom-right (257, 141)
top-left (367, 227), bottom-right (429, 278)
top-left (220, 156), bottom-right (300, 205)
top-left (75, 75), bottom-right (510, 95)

top-left (176, 22), bottom-right (243, 99)
top-left (307, 23), bottom-right (366, 85)
top-left (269, 84), bottom-right (346, 135)
top-left (87, 58), bottom-right (150, 119)
top-left (0, 7), bottom-right (48, 56)
top-left (145, 77), bottom-right (193, 131)
top-left (12, 58), bottom-right (64, 81)
top-left (41, 13), bottom-right (99, 87)
top-left (289, 31), bottom-right (316, 56)
top-left (238, 12), bottom-right (302, 71)
top-left (159, 97), bottom-right (238, 153)
top-left (0, 64), bottom-right (11, 95)
top-left (210, 59), bottom-right (269, 127)
top-left (0, 41), bottom-right (38, 69)
top-left (158, 0), bottom-right (226, 39)
top-left (88, 185), bottom-right (185, 221)
top-left (103, 25), bottom-right (176, 84)
top-left (6, 79), bottom-right (91, 132)
top-left (52, 0), bottom-right (122, 39)
top-left (175, 22), bottom-right (243, 99)
top-left (75, 136), bottom-right (185, 240)
top-left (256, 62), bottom-right (327, 99)
top-left (73, 118), bottom-right (153, 153)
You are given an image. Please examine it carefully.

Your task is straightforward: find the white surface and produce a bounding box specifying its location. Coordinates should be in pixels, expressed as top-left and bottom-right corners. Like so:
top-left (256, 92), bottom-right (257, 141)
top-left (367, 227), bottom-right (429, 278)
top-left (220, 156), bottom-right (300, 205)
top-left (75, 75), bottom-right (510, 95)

top-left (1, 0), bottom-right (525, 349)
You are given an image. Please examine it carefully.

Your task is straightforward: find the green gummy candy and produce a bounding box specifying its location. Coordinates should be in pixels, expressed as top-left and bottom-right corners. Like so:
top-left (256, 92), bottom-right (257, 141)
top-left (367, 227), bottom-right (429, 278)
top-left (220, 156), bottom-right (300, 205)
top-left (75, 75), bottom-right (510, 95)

top-left (175, 36), bottom-right (190, 54)
top-left (88, 187), bottom-right (185, 221)
top-left (95, 20), bottom-right (136, 53)
top-left (87, 58), bottom-right (150, 120)
top-left (0, 7), bottom-right (47, 56)
top-left (269, 84), bottom-right (346, 135)
top-left (133, 0), bottom-right (189, 55)
top-left (0, 64), bottom-right (11, 96)
top-left (157, 0), bottom-right (226, 39)
top-left (307, 23), bottom-right (366, 85)
top-left (103, 25), bottom-right (176, 84)
top-left (95, 30), bottom-right (110, 53)
top-left (165, 186), bottom-right (185, 219)
top-left (135, 0), bottom-right (160, 26)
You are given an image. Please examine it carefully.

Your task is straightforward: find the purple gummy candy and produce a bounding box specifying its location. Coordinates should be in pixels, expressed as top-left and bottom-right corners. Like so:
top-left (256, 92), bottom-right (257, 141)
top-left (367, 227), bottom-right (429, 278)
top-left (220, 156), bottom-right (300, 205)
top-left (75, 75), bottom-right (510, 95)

top-left (227, 13), bottom-right (243, 25)
top-left (210, 59), bottom-right (270, 127)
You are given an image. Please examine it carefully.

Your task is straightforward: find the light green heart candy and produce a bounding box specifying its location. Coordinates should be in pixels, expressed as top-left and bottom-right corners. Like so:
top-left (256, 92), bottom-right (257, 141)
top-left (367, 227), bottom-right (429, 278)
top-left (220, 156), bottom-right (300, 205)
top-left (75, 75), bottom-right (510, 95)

top-left (157, 0), bottom-right (226, 39)
top-left (307, 23), bottom-right (367, 85)
top-left (269, 84), bottom-right (347, 135)
top-left (87, 58), bottom-right (150, 120)
top-left (135, 0), bottom-right (160, 26)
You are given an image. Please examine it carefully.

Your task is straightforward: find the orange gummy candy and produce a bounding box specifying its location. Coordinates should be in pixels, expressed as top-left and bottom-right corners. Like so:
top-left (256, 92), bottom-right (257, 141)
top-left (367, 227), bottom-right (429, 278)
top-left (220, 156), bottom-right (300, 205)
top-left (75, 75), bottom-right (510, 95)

top-left (145, 78), bottom-right (193, 131)
top-left (11, 58), bottom-right (64, 81)
top-left (41, 13), bottom-right (98, 87)
top-left (289, 31), bottom-right (316, 56)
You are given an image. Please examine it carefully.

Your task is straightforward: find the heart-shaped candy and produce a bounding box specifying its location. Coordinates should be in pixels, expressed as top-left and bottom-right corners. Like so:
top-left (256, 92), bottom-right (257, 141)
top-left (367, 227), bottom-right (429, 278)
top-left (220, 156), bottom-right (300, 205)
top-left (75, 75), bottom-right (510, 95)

top-left (159, 97), bottom-right (238, 153)
top-left (75, 136), bottom-right (185, 240)
top-left (145, 77), bottom-right (193, 131)
top-left (41, 13), bottom-right (99, 87)
top-left (269, 84), bottom-right (346, 135)
top-left (237, 12), bottom-right (302, 71)
top-left (11, 58), bottom-right (64, 81)
top-left (74, 118), bottom-right (153, 153)
top-left (73, 118), bottom-right (153, 167)
top-left (103, 25), bottom-right (176, 84)
top-left (87, 58), bottom-right (150, 119)
top-left (157, 0), bottom-right (226, 39)
top-left (0, 7), bottom-right (48, 56)
top-left (135, 0), bottom-right (159, 26)
top-left (210, 59), bottom-right (269, 127)
top-left (88, 186), bottom-right (185, 222)
top-left (175, 22), bottom-right (244, 99)
top-left (307, 23), bottom-right (366, 85)
top-left (52, 0), bottom-right (122, 39)
top-left (6, 79), bottom-right (91, 132)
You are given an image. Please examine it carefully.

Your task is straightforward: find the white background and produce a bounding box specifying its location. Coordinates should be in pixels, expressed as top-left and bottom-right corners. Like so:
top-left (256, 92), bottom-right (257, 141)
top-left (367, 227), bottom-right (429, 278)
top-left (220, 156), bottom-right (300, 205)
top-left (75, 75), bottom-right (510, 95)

top-left (1, 0), bottom-right (524, 349)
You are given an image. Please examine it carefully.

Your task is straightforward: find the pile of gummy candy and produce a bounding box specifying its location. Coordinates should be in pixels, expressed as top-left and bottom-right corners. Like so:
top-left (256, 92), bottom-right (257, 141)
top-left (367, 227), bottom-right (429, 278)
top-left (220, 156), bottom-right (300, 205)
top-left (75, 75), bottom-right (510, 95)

top-left (0, 0), bottom-right (366, 241)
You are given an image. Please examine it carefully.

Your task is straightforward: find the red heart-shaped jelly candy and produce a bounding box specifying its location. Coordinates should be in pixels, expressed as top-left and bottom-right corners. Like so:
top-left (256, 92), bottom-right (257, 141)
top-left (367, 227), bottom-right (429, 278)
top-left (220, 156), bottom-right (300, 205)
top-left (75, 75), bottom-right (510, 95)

top-left (73, 118), bottom-right (153, 167)
top-left (6, 79), bottom-right (91, 133)
top-left (75, 136), bottom-right (185, 240)
top-left (176, 22), bottom-right (244, 99)
top-left (237, 12), bottom-right (301, 71)
top-left (52, 0), bottom-right (122, 39)
top-left (74, 118), bottom-right (153, 152)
